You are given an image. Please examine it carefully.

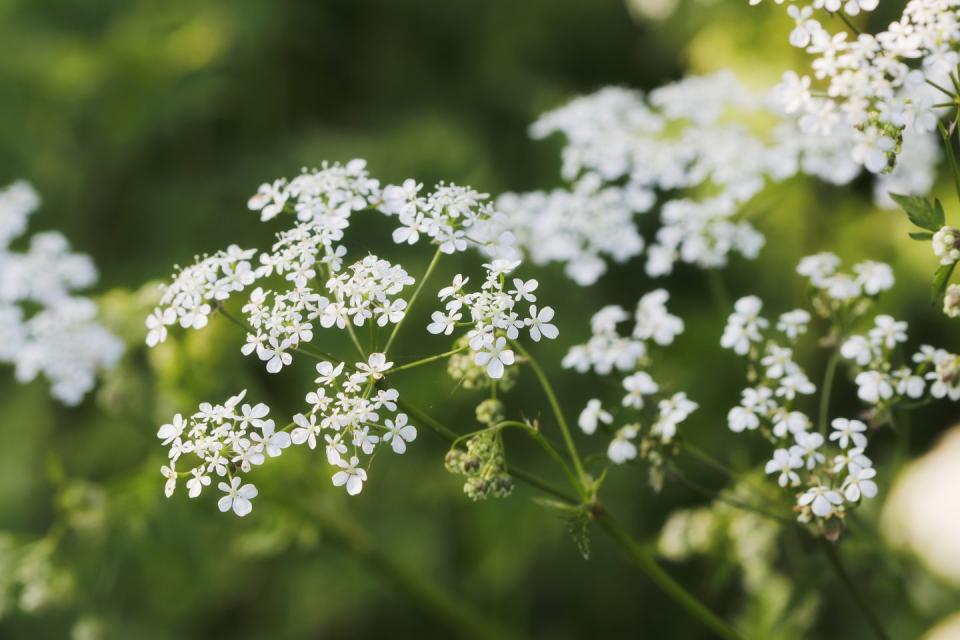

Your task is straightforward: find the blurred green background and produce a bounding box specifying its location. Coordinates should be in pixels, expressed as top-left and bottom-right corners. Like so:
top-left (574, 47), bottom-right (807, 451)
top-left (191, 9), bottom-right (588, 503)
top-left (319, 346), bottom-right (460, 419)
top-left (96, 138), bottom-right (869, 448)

top-left (2, 0), bottom-right (960, 638)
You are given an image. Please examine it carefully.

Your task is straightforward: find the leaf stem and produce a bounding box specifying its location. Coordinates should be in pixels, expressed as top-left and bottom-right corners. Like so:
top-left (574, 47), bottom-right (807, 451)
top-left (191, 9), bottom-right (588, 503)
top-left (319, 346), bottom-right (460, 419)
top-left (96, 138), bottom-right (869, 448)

top-left (511, 340), bottom-right (589, 497)
top-left (388, 345), bottom-right (469, 374)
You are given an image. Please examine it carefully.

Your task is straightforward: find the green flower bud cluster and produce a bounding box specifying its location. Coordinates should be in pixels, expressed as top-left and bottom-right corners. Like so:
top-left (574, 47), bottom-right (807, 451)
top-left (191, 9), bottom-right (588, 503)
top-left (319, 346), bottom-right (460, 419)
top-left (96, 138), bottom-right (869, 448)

top-left (447, 336), bottom-right (517, 390)
top-left (444, 431), bottom-right (514, 501)
top-left (474, 398), bottom-right (505, 426)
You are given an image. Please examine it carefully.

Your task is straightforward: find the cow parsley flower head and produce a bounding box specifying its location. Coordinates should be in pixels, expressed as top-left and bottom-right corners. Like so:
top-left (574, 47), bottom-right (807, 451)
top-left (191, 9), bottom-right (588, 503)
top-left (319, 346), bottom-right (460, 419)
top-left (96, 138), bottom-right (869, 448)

top-left (495, 69), bottom-right (934, 287)
top-left (0, 181), bottom-right (122, 405)
top-left (151, 162), bottom-right (559, 514)
top-left (566, 291), bottom-right (693, 479)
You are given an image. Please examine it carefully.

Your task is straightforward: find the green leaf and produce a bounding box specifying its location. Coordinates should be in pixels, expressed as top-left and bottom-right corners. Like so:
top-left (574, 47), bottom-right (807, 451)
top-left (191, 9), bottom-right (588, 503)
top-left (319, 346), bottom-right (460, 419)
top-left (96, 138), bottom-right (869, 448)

top-left (909, 231), bottom-right (934, 241)
top-left (932, 262), bottom-right (956, 305)
top-left (890, 193), bottom-right (944, 232)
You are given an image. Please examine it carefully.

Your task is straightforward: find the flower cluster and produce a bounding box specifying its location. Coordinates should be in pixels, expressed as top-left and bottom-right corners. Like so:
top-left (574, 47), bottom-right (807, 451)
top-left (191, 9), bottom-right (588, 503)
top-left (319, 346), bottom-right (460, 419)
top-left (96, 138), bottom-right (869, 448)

top-left (0, 181), bottom-right (122, 405)
top-left (760, 0), bottom-right (952, 174)
top-left (380, 179), bottom-right (515, 257)
top-left (722, 253), bottom-right (959, 527)
top-left (158, 390), bottom-right (282, 516)
top-left (495, 71), bottom-right (935, 285)
top-left (433, 261), bottom-right (558, 380)
top-left (293, 354), bottom-right (415, 495)
top-left (159, 353), bottom-right (417, 515)
top-left (565, 290), bottom-right (695, 479)
top-left (149, 161), bottom-right (555, 511)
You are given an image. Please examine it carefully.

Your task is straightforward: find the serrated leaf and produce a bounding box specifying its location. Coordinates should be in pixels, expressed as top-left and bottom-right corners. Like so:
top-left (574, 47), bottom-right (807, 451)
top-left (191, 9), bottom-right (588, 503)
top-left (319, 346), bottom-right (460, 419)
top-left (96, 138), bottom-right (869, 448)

top-left (909, 231), bottom-right (934, 241)
top-left (890, 193), bottom-right (943, 232)
top-left (932, 262), bottom-right (956, 304)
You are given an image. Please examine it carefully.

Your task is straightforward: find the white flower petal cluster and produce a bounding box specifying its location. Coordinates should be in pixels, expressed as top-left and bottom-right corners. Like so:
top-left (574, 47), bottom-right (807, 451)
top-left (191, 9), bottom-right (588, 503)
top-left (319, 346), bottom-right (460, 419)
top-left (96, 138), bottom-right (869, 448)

top-left (434, 261), bottom-right (557, 379)
top-left (723, 294), bottom-right (875, 521)
top-left (761, 0), bottom-right (952, 174)
top-left (295, 354), bottom-right (415, 496)
top-left (796, 252), bottom-right (894, 301)
top-left (726, 253), bottom-right (960, 524)
top-left (380, 179), bottom-right (516, 257)
top-left (563, 289), bottom-right (682, 375)
top-left (0, 181), bottom-right (122, 405)
top-left (495, 71), bottom-right (934, 285)
top-left (838, 315), bottom-right (945, 407)
top-left (566, 290), bottom-right (693, 464)
top-left (158, 390), bottom-right (286, 516)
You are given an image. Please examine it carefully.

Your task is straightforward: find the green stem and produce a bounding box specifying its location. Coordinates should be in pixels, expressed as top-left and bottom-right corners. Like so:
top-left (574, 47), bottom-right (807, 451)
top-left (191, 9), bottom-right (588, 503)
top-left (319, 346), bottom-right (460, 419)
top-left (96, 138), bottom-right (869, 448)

top-left (818, 539), bottom-right (890, 640)
top-left (511, 340), bottom-right (589, 496)
top-left (818, 350), bottom-right (841, 436)
top-left (401, 398), bottom-right (740, 639)
top-left (833, 10), bottom-right (861, 34)
top-left (595, 511), bottom-right (744, 640)
top-left (385, 247), bottom-right (443, 354)
top-left (497, 420), bottom-right (582, 495)
top-left (344, 321), bottom-right (367, 359)
top-left (389, 345), bottom-right (468, 374)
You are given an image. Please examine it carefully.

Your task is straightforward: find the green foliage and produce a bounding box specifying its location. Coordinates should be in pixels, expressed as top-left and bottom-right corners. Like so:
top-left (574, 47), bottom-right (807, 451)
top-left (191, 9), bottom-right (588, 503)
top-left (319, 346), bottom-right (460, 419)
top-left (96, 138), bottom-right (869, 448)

top-left (890, 193), bottom-right (944, 233)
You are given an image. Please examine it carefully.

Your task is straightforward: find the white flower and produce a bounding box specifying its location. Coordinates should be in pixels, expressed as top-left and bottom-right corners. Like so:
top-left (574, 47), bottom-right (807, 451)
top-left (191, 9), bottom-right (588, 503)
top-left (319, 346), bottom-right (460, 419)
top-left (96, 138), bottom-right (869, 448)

top-left (157, 413), bottom-right (187, 445)
top-left (356, 353), bottom-right (393, 380)
top-left (607, 425), bottom-right (638, 464)
top-left (933, 226), bottom-right (960, 265)
top-left (510, 278), bottom-right (538, 302)
top-left (790, 431), bottom-right (825, 470)
top-left (843, 464), bottom-right (878, 502)
top-left (772, 410), bottom-right (810, 438)
top-left (869, 315), bottom-right (908, 350)
top-left (186, 468), bottom-right (211, 498)
top-left (798, 485), bottom-right (844, 518)
top-left (765, 448), bottom-right (802, 487)
top-left (526, 306), bottom-right (559, 342)
top-left (721, 296), bottom-right (768, 355)
top-left (622, 372), bottom-right (658, 409)
top-left (258, 337), bottom-right (293, 373)
top-left (853, 261), bottom-right (894, 296)
top-left (383, 413), bottom-right (417, 454)
top-left (893, 367), bottom-right (925, 398)
top-left (474, 336), bottom-right (515, 379)
top-left (332, 456), bottom-right (367, 496)
top-left (829, 418), bottom-right (868, 449)
top-left (776, 372), bottom-right (816, 400)
top-left (728, 406), bottom-right (760, 433)
top-left (855, 370), bottom-right (894, 405)
top-left (161, 464), bottom-right (177, 498)
top-left (427, 310), bottom-right (459, 335)
top-left (291, 413), bottom-right (320, 449)
top-left (145, 308), bottom-right (176, 347)
top-left (777, 309), bottom-right (810, 341)
top-left (840, 335), bottom-right (873, 366)
top-left (578, 399), bottom-right (613, 435)
top-left (250, 420), bottom-right (291, 458)
top-left (217, 477), bottom-right (258, 517)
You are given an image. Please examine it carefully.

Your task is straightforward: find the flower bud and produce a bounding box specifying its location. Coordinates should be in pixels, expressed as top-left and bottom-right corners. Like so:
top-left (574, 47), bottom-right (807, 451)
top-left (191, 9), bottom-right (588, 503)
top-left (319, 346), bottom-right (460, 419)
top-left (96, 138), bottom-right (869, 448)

top-left (945, 284), bottom-right (960, 319)
top-left (932, 226), bottom-right (960, 265)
